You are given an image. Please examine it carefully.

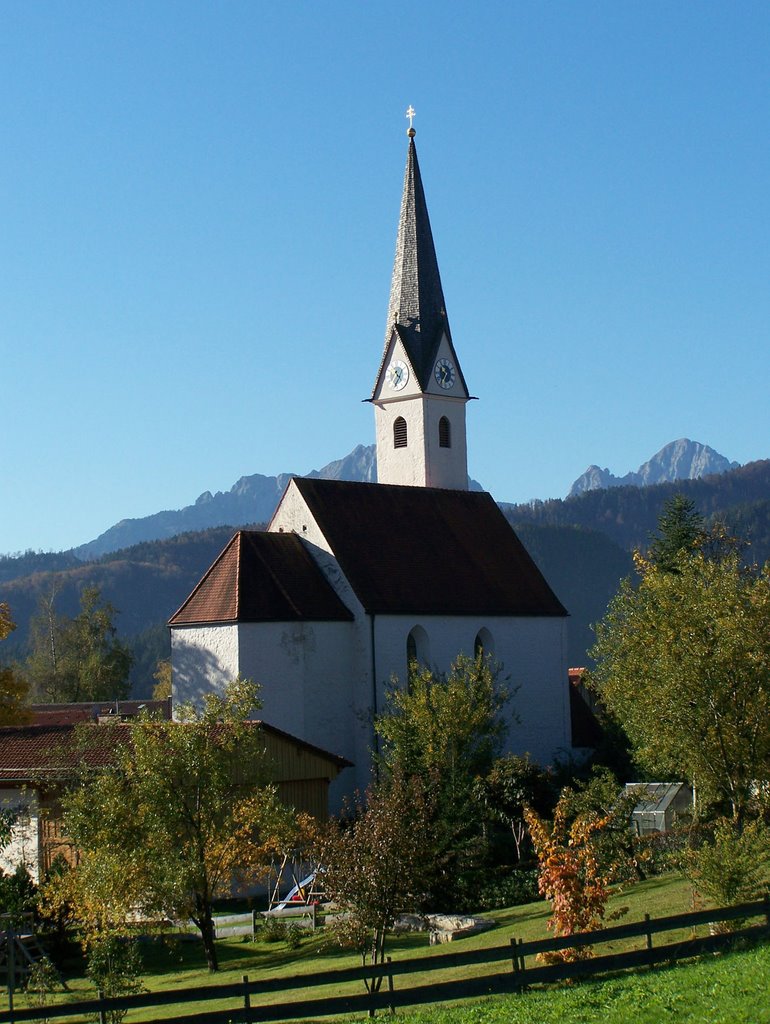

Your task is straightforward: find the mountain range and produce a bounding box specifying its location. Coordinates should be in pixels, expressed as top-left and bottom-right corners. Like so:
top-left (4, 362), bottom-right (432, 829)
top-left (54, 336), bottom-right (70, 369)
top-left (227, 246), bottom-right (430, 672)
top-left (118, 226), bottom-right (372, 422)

top-left (74, 438), bottom-right (733, 560)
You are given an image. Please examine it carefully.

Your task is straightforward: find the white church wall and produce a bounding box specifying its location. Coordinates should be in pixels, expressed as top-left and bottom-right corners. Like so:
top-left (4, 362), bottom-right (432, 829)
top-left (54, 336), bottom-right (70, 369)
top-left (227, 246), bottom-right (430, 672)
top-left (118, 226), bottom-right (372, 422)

top-left (0, 787), bottom-right (40, 883)
top-left (171, 623), bottom-right (240, 709)
top-left (237, 621), bottom-right (356, 771)
top-left (370, 614), bottom-right (570, 769)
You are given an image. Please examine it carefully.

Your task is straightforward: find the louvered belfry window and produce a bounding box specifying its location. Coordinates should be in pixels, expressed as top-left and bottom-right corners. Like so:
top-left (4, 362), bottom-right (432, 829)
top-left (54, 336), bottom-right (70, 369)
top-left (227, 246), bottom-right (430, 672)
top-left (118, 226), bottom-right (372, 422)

top-left (439, 416), bottom-right (451, 448)
top-left (394, 416), bottom-right (408, 448)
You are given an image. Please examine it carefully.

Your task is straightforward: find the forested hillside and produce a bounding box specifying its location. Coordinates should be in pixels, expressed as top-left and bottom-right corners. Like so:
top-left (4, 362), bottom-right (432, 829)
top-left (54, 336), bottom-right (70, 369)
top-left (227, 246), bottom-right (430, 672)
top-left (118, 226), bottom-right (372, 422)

top-left (504, 460), bottom-right (770, 565)
top-left (2, 459), bottom-right (768, 697)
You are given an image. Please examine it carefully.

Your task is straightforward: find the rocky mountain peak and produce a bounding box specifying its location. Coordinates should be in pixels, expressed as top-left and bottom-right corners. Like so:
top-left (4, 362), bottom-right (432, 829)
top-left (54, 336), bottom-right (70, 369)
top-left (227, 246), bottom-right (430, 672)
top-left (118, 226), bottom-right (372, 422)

top-left (569, 439), bottom-right (740, 497)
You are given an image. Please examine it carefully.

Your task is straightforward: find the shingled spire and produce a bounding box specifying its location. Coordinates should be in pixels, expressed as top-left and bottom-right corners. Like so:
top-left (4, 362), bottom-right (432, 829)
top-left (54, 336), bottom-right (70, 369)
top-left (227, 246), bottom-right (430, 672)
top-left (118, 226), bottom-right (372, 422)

top-left (382, 135), bottom-right (452, 390)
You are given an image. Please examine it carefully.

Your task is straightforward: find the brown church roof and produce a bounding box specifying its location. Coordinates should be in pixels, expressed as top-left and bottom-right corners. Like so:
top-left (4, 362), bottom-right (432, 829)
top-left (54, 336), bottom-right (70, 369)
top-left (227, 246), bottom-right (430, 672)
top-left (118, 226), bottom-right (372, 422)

top-left (291, 479), bottom-right (567, 617)
top-left (169, 531), bottom-right (354, 626)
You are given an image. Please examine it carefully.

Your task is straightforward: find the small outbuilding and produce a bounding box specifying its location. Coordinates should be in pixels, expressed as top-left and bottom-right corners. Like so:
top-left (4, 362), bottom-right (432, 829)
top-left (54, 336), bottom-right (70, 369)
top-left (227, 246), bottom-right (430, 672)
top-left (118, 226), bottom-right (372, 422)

top-left (625, 782), bottom-right (694, 835)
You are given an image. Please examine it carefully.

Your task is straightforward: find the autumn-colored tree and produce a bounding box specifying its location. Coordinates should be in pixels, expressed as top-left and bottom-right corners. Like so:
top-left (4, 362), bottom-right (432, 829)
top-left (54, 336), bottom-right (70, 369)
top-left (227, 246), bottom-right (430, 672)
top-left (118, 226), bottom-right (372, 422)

top-left (525, 771), bottom-right (636, 962)
top-left (24, 586), bottom-right (132, 703)
top-left (590, 551), bottom-right (770, 823)
top-left (0, 602), bottom-right (30, 725)
top-left (44, 679), bottom-right (293, 971)
top-left (375, 653), bottom-right (510, 903)
top-left (321, 772), bottom-right (433, 982)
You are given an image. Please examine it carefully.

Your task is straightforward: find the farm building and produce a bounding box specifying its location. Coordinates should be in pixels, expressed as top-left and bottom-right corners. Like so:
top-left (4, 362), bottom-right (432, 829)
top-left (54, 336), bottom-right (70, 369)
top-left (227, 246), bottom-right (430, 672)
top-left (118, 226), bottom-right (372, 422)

top-left (0, 702), bottom-right (349, 883)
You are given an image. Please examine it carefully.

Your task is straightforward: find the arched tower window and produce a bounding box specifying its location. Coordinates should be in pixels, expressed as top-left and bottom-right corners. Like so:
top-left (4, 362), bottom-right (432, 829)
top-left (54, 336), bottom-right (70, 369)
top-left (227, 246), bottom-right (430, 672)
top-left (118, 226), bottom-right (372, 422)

top-left (439, 416), bottom-right (451, 448)
top-left (474, 628), bottom-right (494, 660)
top-left (393, 416), bottom-right (408, 448)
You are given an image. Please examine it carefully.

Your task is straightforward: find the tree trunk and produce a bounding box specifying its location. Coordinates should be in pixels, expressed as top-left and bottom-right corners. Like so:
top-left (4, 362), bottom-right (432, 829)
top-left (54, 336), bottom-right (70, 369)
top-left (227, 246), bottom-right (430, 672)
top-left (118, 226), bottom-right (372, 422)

top-left (195, 903), bottom-right (219, 972)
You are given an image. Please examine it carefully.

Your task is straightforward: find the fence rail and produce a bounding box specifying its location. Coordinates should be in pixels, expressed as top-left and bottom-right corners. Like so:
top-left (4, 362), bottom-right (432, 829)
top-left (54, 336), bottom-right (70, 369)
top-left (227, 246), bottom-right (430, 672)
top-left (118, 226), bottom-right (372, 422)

top-left (1, 897), bottom-right (768, 1023)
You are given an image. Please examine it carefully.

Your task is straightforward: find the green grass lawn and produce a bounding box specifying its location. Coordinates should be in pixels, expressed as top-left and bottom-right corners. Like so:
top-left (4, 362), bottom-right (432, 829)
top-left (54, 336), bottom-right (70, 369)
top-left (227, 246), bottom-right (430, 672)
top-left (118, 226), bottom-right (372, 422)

top-left (11, 872), bottom-right (770, 1023)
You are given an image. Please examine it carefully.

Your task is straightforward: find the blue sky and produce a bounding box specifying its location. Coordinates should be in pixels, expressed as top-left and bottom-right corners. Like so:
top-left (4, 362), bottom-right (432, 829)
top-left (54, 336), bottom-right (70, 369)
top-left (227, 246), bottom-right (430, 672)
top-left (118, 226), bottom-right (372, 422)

top-left (2, 1), bottom-right (769, 555)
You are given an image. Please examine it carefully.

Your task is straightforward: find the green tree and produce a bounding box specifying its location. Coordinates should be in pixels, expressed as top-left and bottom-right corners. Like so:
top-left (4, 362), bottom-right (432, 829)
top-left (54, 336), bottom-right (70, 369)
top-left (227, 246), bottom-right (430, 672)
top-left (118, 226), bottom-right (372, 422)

top-left (0, 603), bottom-right (30, 724)
top-left (151, 658), bottom-right (172, 700)
top-left (590, 551), bottom-right (770, 824)
top-left (476, 754), bottom-right (552, 862)
top-left (322, 772), bottom-right (433, 983)
top-left (24, 586), bottom-right (132, 703)
top-left (648, 495), bottom-right (705, 572)
top-left (375, 653), bottom-right (510, 904)
top-left (44, 679), bottom-right (293, 971)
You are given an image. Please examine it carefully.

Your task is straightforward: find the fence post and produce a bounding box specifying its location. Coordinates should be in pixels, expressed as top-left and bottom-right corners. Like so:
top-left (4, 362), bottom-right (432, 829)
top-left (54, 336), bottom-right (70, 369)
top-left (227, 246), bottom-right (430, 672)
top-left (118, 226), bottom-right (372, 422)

top-left (242, 973), bottom-right (252, 1022)
top-left (644, 913), bottom-right (653, 950)
top-left (385, 956), bottom-right (395, 1014)
top-left (7, 920), bottom-right (15, 1021)
top-left (510, 936), bottom-right (525, 989)
top-left (251, 909), bottom-right (257, 939)
top-left (98, 987), bottom-right (106, 1024)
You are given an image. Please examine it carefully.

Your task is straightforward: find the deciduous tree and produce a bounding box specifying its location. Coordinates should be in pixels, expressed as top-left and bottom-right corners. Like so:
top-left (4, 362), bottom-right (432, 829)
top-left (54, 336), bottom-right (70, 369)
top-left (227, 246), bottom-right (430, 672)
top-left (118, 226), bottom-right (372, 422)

top-left (590, 550), bottom-right (770, 823)
top-left (24, 586), bottom-right (132, 703)
top-left (44, 679), bottom-right (293, 971)
top-left (374, 654), bottom-right (510, 904)
top-left (321, 771), bottom-right (433, 982)
top-left (525, 771), bottom-right (636, 961)
top-left (0, 602), bottom-right (30, 724)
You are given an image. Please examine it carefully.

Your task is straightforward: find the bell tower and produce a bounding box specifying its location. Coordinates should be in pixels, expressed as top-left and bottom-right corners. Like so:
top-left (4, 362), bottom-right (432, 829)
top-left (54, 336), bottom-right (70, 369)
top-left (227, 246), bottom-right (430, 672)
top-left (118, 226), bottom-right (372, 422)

top-left (370, 111), bottom-right (471, 490)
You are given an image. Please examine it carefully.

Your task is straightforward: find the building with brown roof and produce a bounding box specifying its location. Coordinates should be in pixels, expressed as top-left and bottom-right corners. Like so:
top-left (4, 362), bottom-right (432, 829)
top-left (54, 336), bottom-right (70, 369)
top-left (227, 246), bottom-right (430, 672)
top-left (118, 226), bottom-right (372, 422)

top-left (0, 716), bottom-right (349, 882)
top-left (170, 121), bottom-right (572, 800)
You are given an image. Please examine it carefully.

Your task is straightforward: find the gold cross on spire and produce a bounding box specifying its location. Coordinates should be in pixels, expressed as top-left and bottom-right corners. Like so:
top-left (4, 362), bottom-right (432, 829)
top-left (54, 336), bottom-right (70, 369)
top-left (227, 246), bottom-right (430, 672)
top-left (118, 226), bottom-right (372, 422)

top-left (405, 105), bottom-right (416, 137)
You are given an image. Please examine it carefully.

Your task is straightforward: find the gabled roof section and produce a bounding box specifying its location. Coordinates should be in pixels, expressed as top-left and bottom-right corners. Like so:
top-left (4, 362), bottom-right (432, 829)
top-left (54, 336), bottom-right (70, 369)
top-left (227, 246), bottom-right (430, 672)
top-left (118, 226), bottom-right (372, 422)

top-left (293, 479), bottom-right (568, 617)
top-left (0, 720), bottom-right (351, 783)
top-left (373, 137), bottom-right (468, 395)
top-left (168, 531), bottom-right (354, 626)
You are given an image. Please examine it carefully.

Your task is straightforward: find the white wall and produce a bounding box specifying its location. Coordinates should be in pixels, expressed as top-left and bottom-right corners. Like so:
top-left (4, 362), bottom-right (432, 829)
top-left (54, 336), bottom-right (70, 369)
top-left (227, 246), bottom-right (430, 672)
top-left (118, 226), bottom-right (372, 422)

top-left (0, 788), bottom-right (40, 883)
top-left (172, 623), bottom-right (240, 708)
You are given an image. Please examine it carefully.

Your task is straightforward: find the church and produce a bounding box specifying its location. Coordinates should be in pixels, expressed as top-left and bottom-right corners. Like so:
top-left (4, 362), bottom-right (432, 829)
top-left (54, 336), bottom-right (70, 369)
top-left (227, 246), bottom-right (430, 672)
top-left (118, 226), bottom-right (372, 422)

top-left (170, 120), bottom-right (572, 803)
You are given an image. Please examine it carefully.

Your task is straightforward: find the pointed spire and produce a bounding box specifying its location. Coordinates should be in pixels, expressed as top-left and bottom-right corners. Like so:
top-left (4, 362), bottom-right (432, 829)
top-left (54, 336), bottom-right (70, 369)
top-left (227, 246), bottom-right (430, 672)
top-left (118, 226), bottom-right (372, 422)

top-left (383, 132), bottom-right (451, 390)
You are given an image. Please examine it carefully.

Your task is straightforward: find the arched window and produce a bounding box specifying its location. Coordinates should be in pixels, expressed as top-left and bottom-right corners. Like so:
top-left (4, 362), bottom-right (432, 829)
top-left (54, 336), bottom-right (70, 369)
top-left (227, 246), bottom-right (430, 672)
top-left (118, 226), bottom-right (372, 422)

top-left (439, 416), bottom-right (451, 448)
top-left (406, 625), bottom-right (430, 672)
top-left (393, 416), bottom-right (408, 448)
top-left (474, 628), bottom-right (494, 660)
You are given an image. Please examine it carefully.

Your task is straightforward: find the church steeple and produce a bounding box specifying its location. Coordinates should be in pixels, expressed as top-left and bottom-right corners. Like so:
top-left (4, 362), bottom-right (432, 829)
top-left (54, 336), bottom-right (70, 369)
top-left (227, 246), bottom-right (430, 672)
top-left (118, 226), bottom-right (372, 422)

top-left (371, 113), bottom-right (470, 491)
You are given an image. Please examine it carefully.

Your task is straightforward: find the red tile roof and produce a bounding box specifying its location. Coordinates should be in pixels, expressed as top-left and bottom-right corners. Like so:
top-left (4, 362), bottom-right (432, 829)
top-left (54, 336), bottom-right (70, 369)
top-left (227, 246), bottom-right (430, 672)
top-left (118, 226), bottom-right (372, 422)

top-left (0, 723), bottom-right (128, 780)
top-left (0, 720), bottom-right (350, 782)
top-left (169, 531), bottom-right (354, 626)
top-left (29, 699), bottom-right (172, 726)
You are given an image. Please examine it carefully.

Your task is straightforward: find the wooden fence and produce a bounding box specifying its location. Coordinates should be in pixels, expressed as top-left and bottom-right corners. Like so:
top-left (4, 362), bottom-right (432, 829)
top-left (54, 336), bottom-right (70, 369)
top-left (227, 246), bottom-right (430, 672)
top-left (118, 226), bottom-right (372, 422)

top-left (1, 897), bottom-right (768, 1023)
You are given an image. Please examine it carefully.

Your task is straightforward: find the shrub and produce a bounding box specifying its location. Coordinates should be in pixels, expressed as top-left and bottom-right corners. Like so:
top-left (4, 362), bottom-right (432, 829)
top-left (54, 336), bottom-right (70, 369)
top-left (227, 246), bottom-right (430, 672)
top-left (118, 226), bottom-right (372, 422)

top-left (86, 935), bottom-right (144, 1024)
top-left (683, 818), bottom-right (770, 910)
top-left (475, 868), bottom-right (540, 910)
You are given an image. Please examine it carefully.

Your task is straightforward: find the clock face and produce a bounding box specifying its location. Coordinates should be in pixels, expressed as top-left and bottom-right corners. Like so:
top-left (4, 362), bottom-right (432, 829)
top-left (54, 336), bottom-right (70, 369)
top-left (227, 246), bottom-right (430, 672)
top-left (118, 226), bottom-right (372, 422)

top-left (434, 357), bottom-right (456, 390)
top-left (386, 359), bottom-right (409, 391)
